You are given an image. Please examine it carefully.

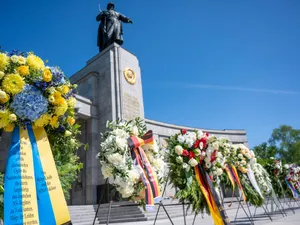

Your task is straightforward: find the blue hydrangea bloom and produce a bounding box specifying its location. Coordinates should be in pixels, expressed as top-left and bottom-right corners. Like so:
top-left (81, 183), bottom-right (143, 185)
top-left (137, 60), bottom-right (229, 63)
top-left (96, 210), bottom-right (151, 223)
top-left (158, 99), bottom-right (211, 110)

top-left (50, 66), bottom-right (66, 86)
top-left (11, 85), bottom-right (48, 122)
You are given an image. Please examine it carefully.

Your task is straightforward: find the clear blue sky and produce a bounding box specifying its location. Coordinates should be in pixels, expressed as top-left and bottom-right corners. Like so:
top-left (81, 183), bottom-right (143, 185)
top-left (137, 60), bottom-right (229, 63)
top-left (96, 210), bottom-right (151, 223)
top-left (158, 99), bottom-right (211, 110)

top-left (1, 0), bottom-right (299, 147)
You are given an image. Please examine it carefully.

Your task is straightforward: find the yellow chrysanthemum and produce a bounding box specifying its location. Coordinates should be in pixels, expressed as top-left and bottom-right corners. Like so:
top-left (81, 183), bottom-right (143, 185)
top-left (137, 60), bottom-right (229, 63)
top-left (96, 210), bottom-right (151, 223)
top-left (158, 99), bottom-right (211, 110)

top-left (0, 53), bottom-right (9, 71)
top-left (55, 99), bottom-right (68, 116)
top-left (18, 56), bottom-right (26, 65)
top-left (43, 69), bottom-right (52, 82)
top-left (0, 109), bottom-right (10, 129)
top-left (1, 74), bottom-right (25, 95)
top-left (27, 54), bottom-right (45, 70)
top-left (50, 116), bottom-right (59, 128)
top-left (34, 114), bottom-right (52, 127)
top-left (17, 66), bottom-right (30, 76)
top-left (4, 123), bottom-right (15, 132)
top-left (67, 97), bottom-right (76, 108)
top-left (67, 116), bottom-right (76, 126)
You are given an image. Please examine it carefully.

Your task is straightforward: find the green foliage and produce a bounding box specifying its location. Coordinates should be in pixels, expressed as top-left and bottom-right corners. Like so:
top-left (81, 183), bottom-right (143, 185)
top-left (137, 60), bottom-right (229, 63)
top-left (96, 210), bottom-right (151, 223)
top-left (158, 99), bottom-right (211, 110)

top-left (253, 142), bottom-right (278, 166)
top-left (269, 125), bottom-right (300, 164)
top-left (239, 173), bottom-right (264, 207)
top-left (167, 133), bottom-right (209, 214)
top-left (47, 123), bottom-right (84, 199)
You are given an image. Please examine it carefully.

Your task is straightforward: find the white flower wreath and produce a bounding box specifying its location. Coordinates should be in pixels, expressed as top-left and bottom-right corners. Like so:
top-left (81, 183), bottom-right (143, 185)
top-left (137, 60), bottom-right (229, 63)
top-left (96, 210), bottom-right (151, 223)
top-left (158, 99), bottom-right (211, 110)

top-left (97, 118), bottom-right (166, 204)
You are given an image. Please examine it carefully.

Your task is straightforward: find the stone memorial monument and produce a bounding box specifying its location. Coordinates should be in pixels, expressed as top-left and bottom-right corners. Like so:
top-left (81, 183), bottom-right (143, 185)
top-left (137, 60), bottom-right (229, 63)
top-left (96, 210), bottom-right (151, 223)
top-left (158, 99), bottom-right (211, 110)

top-left (0, 3), bottom-right (249, 206)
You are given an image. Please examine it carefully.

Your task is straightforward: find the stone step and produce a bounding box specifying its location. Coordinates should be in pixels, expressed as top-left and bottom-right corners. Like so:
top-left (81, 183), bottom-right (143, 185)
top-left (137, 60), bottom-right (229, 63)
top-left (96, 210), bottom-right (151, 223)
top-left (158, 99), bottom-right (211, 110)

top-left (98, 217), bottom-right (148, 224)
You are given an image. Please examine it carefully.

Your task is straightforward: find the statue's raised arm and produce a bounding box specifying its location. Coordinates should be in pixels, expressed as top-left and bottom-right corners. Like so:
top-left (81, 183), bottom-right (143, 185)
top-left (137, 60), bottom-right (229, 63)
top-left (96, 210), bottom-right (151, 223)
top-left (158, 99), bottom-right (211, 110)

top-left (96, 2), bottom-right (133, 52)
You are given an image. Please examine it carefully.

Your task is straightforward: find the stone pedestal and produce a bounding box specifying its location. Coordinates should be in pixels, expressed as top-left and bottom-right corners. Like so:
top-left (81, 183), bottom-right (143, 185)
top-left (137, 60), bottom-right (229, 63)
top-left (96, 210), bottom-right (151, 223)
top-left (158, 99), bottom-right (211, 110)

top-left (70, 43), bottom-right (144, 204)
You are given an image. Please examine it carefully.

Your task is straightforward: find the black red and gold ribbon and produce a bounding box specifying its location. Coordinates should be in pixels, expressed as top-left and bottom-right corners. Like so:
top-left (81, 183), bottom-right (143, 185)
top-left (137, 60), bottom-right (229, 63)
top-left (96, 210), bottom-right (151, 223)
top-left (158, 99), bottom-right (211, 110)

top-left (128, 130), bottom-right (161, 210)
top-left (195, 164), bottom-right (231, 225)
top-left (229, 164), bottom-right (246, 202)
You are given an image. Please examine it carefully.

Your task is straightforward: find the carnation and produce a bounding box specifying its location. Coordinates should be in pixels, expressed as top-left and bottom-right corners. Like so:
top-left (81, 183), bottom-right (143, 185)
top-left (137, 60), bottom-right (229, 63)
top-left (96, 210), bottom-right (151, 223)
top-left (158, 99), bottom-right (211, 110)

top-left (128, 169), bottom-right (140, 183)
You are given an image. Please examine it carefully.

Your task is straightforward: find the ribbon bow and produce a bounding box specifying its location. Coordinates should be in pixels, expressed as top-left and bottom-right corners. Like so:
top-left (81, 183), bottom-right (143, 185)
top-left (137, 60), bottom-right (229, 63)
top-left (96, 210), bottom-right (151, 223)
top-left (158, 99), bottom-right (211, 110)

top-left (128, 130), bottom-right (161, 210)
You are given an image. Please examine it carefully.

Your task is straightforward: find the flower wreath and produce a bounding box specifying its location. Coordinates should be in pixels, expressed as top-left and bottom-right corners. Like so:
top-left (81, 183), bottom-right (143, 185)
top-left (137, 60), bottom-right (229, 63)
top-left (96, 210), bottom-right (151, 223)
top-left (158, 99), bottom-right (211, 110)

top-left (97, 118), bottom-right (166, 208)
top-left (167, 129), bottom-right (228, 214)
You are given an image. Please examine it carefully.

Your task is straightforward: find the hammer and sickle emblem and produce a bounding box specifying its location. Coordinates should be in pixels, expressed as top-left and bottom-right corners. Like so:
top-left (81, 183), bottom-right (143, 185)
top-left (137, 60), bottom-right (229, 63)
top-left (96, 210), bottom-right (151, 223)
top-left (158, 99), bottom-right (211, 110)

top-left (123, 68), bottom-right (136, 85)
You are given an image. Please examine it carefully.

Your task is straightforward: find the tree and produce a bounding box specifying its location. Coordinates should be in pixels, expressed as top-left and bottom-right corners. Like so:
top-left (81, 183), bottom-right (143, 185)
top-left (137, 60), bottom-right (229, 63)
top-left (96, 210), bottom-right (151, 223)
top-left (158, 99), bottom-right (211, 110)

top-left (269, 125), bottom-right (300, 164)
top-left (253, 142), bottom-right (279, 166)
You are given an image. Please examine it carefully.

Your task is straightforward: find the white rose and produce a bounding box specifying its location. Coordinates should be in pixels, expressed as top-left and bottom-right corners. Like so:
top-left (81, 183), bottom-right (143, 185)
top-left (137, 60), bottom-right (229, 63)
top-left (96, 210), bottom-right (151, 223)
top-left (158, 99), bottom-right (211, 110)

top-left (216, 158), bottom-right (222, 163)
top-left (197, 130), bottom-right (204, 139)
top-left (0, 71), bottom-right (4, 79)
top-left (116, 137), bottom-right (127, 149)
top-left (177, 135), bottom-right (185, 143)
top-left (175, 145), bottom-right (183, 155)
top-left (238, 154), bottom-right (243, 159)
top-left (10, 55), bottom-right (18, 63)
top-left (18, 56), bottom-right (26, 64)
top-left (101, 165), bottom-right (113, 178)
top-left (206, 162), bottom-right (212, 168)
top-left (208, 136), bottom-right (217, 143)
top-left (201, 151), bottom-right (206, 157)
top-left (106, 153), bottom-right (124, 166)
top-left (128, 169), bottom-right (140, 183)
top-left (188, 158), bottom-right (198, 167)
top-left (241, 160), bottom-right (246, 165)
top-left (182, 163), bottom-right (191, 172)
top-left (176, 156), bottom-right (183, 164)
top-left (186, 138), bottom-right (194, 148)
top-left (217, 168), bottom-right (223, 176)
top-left (213, 171), bottom-right (218, 176)
top-left (131, 126), bottom-right (139, 136)
top-left (216, 152), bottom-right (222, 158)
top-left (284, 164), bottom-right (289, 169)
top-left (120, 186), bottom-right (134, 198)
top-left (194, 148), bottom-right (201, 156)
top-left (212, 142), bottom-right (219, 150)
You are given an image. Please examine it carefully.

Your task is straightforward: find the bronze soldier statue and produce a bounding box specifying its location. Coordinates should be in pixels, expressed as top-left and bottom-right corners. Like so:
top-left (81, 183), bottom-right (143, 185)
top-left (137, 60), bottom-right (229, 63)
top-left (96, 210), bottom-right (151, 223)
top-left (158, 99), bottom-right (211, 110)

top-left (96, 2), bottom-right (133, 52)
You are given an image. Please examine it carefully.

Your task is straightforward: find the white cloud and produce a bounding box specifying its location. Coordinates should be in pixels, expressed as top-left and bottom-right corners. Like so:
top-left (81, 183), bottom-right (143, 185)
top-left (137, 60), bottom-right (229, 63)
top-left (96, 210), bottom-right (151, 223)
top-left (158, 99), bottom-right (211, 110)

top-left (185, 84), bottom-right (300, 95)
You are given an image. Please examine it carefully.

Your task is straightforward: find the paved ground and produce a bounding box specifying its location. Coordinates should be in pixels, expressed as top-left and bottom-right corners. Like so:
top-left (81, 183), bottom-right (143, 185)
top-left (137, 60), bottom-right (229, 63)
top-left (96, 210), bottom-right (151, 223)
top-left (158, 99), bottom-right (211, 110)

top-left (111, 199), bottom-right (300, 225)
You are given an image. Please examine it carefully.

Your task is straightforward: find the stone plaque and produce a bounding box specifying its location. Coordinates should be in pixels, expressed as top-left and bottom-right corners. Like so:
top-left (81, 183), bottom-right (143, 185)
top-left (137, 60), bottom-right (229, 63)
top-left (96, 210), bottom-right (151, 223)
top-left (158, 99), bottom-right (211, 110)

top-left (122, 92), bottom-right (141, 120)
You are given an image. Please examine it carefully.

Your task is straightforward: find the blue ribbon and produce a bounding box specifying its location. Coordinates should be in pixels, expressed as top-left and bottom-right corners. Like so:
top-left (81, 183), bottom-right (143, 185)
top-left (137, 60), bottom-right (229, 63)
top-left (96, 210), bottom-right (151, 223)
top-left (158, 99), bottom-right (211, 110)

top-left (4, 126), bottom-right (23, 225)
top-left (28, 125), bottom-right (56, 224)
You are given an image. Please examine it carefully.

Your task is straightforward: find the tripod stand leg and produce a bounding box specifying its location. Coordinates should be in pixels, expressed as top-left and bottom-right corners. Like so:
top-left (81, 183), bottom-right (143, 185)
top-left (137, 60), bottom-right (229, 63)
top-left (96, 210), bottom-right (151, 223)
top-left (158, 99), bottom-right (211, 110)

top-left (106, 200), bottom-right (112, 225)
top-left (182, 202), bottom-right (186, 225)
top-left (93, 179), bottom-right (108, 225)
top-left (192, 213), bottom-right (197, 225)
